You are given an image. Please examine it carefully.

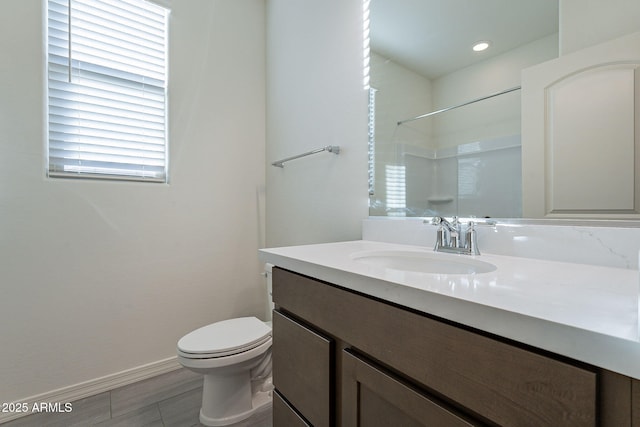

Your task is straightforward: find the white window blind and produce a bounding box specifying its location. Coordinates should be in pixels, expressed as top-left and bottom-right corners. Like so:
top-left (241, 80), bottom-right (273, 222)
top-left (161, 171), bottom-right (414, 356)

top-left (47, 0), bottom-right (168, 182)
top-left (385, 164), bottom-right (406, 217)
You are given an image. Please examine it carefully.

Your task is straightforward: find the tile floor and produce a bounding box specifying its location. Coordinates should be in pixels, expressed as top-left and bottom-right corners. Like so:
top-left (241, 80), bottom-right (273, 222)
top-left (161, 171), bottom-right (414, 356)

top-left (2, 368), bottom-right (272, 427)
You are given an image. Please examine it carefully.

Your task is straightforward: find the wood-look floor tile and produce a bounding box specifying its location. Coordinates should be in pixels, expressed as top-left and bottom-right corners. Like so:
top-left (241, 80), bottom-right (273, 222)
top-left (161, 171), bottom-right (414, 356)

top-left (158, 387), bottom-right (273, 427)
top-left (232, 403), bottom-right (272, 427)
top-left (93, 403), bottom-right (163, 427)
top-left (110, 368), bottom-right (202, 418)
top-left (1, 392), bottom-right (111, 427)
top-left (3, 368), bottom-right (272, 426)
top-left (158, 387), bottom-right (202, 427)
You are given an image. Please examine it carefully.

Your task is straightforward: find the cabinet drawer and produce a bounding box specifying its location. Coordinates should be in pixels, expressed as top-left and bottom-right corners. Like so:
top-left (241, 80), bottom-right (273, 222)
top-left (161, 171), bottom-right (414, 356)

top-left (342, 350), bottom-right (482, 427)
top-left (273, 391), bottom-right (311, 427)
top-left (272, 310), bottom-right (332, 427)
top-left (274, 268), bottom-right (597, 427)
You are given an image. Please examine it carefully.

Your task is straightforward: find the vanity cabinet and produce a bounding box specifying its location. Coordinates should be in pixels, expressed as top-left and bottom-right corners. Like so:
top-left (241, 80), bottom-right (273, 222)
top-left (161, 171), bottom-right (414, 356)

top-left (271, 267), bottom-right (639, 427)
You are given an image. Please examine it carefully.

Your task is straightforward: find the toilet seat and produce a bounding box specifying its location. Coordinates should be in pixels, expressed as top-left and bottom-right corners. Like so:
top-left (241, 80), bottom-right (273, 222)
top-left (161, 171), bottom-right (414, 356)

top-left (178, 317), bottom-right (271, 359)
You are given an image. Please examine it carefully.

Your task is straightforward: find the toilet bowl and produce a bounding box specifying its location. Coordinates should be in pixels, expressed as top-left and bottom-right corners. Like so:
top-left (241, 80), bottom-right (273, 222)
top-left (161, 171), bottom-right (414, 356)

top-left (177, 265), bottom-right (275, 426)
top-left (177, 316), bottom-right (273, 426)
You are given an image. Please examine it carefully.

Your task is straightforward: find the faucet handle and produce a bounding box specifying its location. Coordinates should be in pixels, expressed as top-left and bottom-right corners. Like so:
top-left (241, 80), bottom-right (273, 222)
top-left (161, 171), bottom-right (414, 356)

top-left (429, 217), bottom-right (449, 251)
top-left (430, 216), bottom-right (443, 226)
top-left (434, 225), bottom-right (447, 251)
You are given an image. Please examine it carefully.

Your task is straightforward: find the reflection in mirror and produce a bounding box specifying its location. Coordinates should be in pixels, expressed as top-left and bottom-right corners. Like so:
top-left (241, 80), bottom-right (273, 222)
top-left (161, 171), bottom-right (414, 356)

top-left (368, 0), bottom-right (559, 218)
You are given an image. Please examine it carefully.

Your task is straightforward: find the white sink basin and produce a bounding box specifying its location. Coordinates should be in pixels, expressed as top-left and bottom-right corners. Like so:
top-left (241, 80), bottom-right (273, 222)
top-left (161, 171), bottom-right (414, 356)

top-left (351, 250), bottom-right (497, 275)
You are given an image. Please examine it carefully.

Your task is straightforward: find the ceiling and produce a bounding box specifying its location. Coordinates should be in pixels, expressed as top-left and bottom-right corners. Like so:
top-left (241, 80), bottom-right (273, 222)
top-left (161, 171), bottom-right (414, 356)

top-left (370, 0), bottom-right (559, 79)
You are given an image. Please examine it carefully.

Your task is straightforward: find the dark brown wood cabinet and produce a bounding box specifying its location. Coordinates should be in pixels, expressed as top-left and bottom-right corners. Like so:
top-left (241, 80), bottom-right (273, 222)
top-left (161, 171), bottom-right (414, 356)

top-left (273, 391), bottom-right (312, 427)
top-left (342, 350), bottom-right (481, 427)
top-left (271, 267), bottom-right (637, 426)
top-left (272, 311), bottom-right (332, 427)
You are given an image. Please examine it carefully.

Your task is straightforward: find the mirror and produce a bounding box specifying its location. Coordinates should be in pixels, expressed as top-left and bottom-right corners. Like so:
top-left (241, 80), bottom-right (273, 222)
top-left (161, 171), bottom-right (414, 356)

top-left (368, 0), bottom-right (559, 218)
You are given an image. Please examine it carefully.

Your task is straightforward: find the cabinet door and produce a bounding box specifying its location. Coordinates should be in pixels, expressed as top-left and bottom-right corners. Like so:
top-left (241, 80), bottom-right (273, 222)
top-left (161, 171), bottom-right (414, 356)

top-left (273, 391), bottom-right (311, 427)
top-left (342, 350), bottom-right (482, 427)
top-left (272, 310), bottom-right (332, 427)
top-left (634, 379), bottom-right (640, 427)
top-left (522, 31), bottom-right (640, 219)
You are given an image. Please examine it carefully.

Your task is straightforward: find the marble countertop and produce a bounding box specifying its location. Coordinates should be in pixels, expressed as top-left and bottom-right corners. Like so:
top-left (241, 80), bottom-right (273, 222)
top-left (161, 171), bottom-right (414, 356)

top-left (259, 240), bottom-right (640, 379)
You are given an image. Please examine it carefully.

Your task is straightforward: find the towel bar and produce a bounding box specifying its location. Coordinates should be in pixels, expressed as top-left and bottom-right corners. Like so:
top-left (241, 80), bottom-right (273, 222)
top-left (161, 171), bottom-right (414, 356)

top-left (272, 145), bottom-right (340, 168)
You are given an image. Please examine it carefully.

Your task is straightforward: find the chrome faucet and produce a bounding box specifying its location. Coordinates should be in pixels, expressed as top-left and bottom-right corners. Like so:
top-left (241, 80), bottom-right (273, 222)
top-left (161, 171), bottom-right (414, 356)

top-left (430, 216), bottom-right (480, 255)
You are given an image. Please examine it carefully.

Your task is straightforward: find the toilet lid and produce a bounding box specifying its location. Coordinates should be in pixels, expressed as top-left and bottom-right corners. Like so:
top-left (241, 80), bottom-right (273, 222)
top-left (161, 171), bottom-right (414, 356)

top-left (177, 317), bottom-right (271, 356)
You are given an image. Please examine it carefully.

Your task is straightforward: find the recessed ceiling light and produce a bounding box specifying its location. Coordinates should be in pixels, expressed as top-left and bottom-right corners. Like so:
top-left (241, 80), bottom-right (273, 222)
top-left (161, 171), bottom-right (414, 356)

top-left (472, 41), bottom-right (491, 52)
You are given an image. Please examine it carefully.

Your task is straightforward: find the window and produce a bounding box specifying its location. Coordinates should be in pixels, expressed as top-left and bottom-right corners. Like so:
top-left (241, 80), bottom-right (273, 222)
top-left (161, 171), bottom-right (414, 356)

top-left (47, 0), bottom-right (169, 182)
top-left (385, 164), bottom-right (406, 216)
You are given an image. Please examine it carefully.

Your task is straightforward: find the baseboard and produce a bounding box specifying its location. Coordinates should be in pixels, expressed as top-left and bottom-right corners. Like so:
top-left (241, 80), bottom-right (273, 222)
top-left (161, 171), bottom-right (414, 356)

top-left (0, 356), bottom-right (181, 424)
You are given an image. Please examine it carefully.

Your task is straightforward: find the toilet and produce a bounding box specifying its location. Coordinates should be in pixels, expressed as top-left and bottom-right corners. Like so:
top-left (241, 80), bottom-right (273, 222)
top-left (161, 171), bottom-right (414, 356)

top-left (177, 265), bottom-right (274, 426)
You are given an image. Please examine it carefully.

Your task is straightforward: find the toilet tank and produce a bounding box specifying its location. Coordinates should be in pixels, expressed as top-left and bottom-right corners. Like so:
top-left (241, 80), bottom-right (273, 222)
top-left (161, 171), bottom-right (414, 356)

top-left (264, 263), bottom-right (275, 323)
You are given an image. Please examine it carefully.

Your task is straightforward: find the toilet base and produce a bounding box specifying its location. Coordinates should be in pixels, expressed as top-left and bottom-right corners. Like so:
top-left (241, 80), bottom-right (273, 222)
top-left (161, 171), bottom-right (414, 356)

top-left (199, 389), bottom-right (272, 426)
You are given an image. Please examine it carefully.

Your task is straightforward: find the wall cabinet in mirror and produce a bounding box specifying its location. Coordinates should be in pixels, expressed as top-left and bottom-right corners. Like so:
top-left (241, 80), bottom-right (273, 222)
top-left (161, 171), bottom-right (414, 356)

top-left (522, 31), bottom-right (640, 219)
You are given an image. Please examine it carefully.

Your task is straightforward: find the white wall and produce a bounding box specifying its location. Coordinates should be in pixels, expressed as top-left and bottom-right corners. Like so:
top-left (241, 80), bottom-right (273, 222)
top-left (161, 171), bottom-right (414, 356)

top-left (265, 0), bottom-right (369, 247)
top-left (0, 0), bottom-right (265, 407)
top-left (370, 51), bottom-right (433, 149)
top-left (369, 51), bottom-right (432, 216)
top-left (560, 0), bottom-right (640, 55)
top-left (432, 34), bottom-right (558, 149)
